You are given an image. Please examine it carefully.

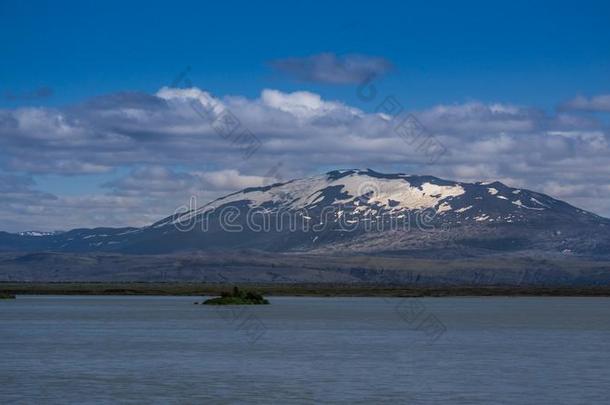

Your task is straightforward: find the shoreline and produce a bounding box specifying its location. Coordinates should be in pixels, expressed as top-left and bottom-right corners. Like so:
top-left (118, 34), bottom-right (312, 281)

top-left (2, 283), bottom-right (610, 297)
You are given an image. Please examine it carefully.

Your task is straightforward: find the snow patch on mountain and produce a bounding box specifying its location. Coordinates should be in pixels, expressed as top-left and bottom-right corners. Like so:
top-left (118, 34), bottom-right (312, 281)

top-left (513, 200), bottom-right (545, 210)
top-left (196, 171), bottom-right (465, 214)
top-left (456, 205), bottom-right (473, 213)
top-left (18, 231), bottom-right (63, 237)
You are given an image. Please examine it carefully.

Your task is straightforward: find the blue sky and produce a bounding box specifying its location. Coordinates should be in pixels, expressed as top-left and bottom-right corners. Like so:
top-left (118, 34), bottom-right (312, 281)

top-left (3, 0), bottom-right (609, 110)
top-left (1, 0), bottom-right (610, 230)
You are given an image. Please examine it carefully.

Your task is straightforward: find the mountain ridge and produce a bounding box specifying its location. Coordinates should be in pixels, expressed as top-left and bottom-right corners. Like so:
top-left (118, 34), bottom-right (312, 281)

top-left (2, 169), bottom-right (609, 257)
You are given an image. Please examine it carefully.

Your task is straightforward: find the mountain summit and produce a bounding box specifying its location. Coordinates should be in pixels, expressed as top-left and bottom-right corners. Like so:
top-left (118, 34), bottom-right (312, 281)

top-left (2, 169), bottom-right (609, 257)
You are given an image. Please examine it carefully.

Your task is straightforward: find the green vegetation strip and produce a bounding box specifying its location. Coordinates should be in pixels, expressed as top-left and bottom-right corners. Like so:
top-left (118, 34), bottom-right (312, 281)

top-left (2, 283), bottom-right (610, 297)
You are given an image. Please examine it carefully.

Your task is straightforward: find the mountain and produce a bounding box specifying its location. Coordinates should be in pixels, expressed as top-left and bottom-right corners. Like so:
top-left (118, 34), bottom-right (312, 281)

top-left (2, 169), bottom-right (610, 257)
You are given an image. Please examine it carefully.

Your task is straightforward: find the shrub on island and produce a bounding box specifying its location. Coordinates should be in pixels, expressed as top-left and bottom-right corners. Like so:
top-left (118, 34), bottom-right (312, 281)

top-left (202, 287), bottom-right (269, 305)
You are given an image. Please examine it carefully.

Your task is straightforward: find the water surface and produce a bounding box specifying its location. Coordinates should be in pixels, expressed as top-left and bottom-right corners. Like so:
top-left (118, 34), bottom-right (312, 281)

top-left (1, 296), bottom-right (609, 404)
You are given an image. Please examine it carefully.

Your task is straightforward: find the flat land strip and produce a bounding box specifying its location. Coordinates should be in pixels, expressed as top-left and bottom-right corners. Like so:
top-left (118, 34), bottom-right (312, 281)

top-left (3, 283), bottom-right (610, 297)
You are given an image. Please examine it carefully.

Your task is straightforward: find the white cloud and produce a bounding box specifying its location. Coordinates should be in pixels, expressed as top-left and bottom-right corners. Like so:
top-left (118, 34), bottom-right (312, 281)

top-left (195, 169), bottom-right (266, 190)
top-left (0, 86), bottom-right (610, 230)
top-left (560, 94), bottom-right (610, 112)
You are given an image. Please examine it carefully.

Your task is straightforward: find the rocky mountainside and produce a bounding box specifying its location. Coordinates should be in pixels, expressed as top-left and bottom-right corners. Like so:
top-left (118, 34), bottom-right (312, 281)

top-left (2, 169), bottom-right (609, 257)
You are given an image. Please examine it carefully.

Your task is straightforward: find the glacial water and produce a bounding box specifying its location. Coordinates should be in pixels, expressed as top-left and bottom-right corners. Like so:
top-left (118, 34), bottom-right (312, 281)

top-left (1, 296), bottom-right (609, 404)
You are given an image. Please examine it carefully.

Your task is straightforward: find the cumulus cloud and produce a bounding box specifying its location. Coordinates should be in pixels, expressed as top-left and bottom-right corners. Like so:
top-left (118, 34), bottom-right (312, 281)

top-left (103, 166), bottom-right (200, 197)
top-left (560, 94), bottom-right (610, 112)
top-left (196, 169), bottom-right (266, 190)
top-left (0, 86), bottom-right (610, 230)
top-left (103, 166), bottom-right (265, 199)
top-left (270, 53), bottom-right (393, 84)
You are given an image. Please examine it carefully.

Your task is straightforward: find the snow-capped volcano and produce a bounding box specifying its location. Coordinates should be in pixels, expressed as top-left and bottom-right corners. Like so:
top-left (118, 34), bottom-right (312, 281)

top-left (2, 169), bottom-right (609, 257)
top-left (186, 169), bottom-right (467, 214)
top-left (158, 169), bottom-right (600, 230)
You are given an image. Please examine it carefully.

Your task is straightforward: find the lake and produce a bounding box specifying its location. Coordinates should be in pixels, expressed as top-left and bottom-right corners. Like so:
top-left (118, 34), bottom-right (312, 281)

top-left (1, 296), bottom-right (609, 404)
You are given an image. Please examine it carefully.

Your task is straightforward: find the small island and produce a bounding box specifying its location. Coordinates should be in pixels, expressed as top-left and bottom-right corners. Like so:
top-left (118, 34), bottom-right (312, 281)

top-left (0, 293), bottom-right (16, 299)
top-left (200, 287), bottom-right (269, 305)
